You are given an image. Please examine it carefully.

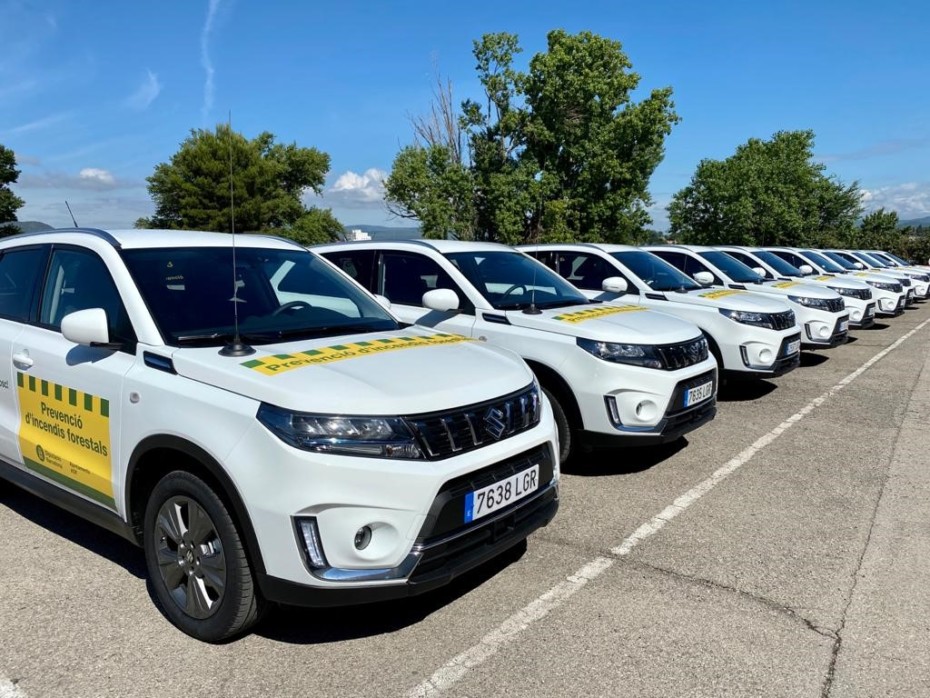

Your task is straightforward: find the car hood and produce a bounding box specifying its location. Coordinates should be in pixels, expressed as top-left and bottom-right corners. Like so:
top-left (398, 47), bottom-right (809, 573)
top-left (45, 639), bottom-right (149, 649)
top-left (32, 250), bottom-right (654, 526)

top-left (503, 303), bottom-right (701, 344)
top-left (739, 280), bottom-right (840, 300)
top-left (641, 287), bottom-right (792, 313)
top-left (165, 328), bottom-right (533, 414)
top-left (846, 271), bottom-right (905, 285)
top-left (798, 274), bottom-right (870, 289)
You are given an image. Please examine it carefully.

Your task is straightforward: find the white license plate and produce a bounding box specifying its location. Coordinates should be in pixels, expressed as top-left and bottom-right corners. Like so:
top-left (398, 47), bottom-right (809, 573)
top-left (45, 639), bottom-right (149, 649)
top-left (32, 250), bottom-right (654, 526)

top-left (685, 381), bottom-right (713, 407)
top-left (866, 306), bottom-right (875, 317)
top-left (786, 340), bottom-right (801, 356)
top-left (839, 320), bottom-right (849, 333)
top-left (464, 464), bottom-right (540, 523)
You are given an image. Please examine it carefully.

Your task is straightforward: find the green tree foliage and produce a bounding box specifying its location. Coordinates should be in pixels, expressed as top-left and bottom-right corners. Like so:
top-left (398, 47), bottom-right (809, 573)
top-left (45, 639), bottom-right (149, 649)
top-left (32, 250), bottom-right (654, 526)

top-left (668, 130), bottom-right (862, 247)
top-left (848, 208), bottom-right (900, 250)
top-left (0, 145), bottom-right (25, 236)
top-left (138, 125), bottom-right (342, 241)
top-left (385, 30), bottom-right (679, 243)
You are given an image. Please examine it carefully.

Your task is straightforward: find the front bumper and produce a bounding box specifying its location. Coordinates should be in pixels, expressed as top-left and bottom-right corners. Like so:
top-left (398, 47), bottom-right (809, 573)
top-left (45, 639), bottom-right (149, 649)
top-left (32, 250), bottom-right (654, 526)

top-left (803, 314), bottom-right (849, 349)
top-left (260, 445), bottom-right (560, 606)
top-left (849, 302), bottom-right (876, 328)
top-left (729, 333), bottom-right (801, 379)
top-left (876, 294), bottom-right (906, 317)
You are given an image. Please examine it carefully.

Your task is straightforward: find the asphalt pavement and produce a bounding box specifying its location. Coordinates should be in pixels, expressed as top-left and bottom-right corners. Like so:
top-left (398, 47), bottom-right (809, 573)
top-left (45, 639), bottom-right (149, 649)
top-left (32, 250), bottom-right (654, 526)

top-left (2, 304), bottom-right (929, 698)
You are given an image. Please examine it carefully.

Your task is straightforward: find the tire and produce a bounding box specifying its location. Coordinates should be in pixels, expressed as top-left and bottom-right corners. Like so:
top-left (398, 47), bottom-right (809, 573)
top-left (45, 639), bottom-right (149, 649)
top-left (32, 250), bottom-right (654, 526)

top-left (143, 470), bottom-right (264, 642)
top-left (543, 387), bottom-right (572, 464)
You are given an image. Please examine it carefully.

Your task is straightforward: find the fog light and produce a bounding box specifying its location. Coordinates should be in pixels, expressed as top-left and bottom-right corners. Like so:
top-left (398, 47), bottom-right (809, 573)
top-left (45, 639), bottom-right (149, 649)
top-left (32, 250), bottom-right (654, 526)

top-left (818, 325), bottom-right (830, 338)
top-left (759, 348), bottom-right (773, 363)
top-left (851, 309), bottom-right (862, 322)
top-left (296, 517), bottom-right (328, 569)
top-left (635, 400), bottom-right (657, 421)
top-left (354, 526), bottom-right (372, 550)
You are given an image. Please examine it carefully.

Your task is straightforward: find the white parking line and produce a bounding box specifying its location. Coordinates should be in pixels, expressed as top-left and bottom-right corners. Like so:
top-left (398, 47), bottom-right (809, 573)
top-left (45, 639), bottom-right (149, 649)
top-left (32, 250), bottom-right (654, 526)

top-left (0, 676), bottom-right (26, 698)
top-left (406, 318), bottom-right (930, 698)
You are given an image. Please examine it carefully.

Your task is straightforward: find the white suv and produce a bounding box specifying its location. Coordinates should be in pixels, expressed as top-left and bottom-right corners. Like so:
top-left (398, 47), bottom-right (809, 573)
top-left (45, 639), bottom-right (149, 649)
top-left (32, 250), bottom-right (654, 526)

top-left (520, 243), bottom-right (802, 380)
top-left (812, 249), bottom-right (909, 316)
top-left (644, 245), bottom-right (848, 350)
top-left (853, 250), bottom-right (929, 300)
top-left (0, 228), bottom-right (560, 642)
top-left (314, 240), bottom-right (718, 462)
top-left (717, 246), bottom-right (876, 330)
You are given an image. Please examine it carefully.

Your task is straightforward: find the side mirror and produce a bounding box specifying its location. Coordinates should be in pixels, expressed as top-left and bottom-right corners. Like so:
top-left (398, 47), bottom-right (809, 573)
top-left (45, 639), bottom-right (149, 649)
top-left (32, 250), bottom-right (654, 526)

top-left (798, 264), bottom-right (814, 276)
top-left (422, 288), bottom-right (460, 312)
top-left (853, 262), bottom-right (865, 269)
top-left (61, 308), bottom-right (110, 346)
top-left (693, 271), bottom-right (714, 287)
top-left (373, 294), bottom-right (392, 309)
top-left (752, 266), bottom-right (767, 278)
top-left (601, 276), bottom-right (628, 294)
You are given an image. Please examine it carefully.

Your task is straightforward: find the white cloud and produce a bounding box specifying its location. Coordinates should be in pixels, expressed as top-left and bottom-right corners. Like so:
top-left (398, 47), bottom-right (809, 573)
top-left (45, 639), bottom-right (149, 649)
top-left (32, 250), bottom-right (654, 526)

top-left (860, 182), bottom-right (930, 220)
top-left (125, 70), bottom-right (162, 110)
top-left (317, 168), bottom-right (388, 209)
top-left (201, 0), bottom-right (222, 124)
top-left (17, 168), bottom-right (140, 192)
top-left (0, 111), bottom-right (71, 138)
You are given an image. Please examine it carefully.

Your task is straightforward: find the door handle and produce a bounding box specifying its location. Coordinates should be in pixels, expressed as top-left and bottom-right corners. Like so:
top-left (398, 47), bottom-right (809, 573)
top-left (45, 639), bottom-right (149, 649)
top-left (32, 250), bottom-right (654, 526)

top-left (12, 352), bottom-right (33, 369)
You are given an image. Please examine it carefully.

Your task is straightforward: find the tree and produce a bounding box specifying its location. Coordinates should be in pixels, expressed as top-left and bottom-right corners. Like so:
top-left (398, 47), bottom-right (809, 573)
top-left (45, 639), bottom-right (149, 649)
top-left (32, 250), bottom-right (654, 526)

top-left (385, 30), bottom-right (679, 243)
top-left (0, 145), bottom-right (25, 236)
top-left (849, 208), bottom-right (900, 250)
top-left (138, 125), bottom-right (342, 241)
top-left (668, 130), bottom-right (862, 247)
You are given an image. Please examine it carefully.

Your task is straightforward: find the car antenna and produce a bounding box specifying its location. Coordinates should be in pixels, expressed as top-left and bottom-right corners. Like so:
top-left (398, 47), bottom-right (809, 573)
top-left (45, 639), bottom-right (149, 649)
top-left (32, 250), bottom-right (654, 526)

top-left (65, 201), bottom-right (79, 227)
top-left (522, 244), bottom-right (542, 314)
top-left (219, 113), bottom-right (255, 357)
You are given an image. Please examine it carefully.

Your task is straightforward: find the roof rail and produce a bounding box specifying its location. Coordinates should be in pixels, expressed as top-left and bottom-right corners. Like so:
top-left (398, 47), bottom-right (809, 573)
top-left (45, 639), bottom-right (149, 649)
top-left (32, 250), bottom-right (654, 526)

top-left (13, 226), bottom-right (122, 249)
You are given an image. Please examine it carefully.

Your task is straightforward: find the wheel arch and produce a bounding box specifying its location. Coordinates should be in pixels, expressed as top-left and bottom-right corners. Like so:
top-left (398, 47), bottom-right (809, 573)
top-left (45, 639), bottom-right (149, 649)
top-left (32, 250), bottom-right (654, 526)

top-left (522, 360), bottom-right (582, 430)
top-left (125, 435), bottom-right (266, 577)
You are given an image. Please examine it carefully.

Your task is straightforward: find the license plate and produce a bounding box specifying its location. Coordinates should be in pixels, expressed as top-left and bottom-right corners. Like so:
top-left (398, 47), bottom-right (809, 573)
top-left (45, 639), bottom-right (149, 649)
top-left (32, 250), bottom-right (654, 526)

top-left (464, 464), bottom-right (540, 523)
top-left (786, 339), bottom-right (801, 356)
top-left (839, 320), bottom-right (849, 333)
top-left (866, 306), bottom-right (875, 317)
top-left (684, 381), bottom-right (713, 407)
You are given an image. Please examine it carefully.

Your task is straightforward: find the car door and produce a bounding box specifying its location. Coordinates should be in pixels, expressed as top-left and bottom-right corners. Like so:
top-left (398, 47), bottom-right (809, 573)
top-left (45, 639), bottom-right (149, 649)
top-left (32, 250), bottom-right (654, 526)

top-left (13, 246), bottom-right (136, 513)
top-left (374, 251), bottom-right (478, 336)
top-left (0, 245), bottom-right (48, 465)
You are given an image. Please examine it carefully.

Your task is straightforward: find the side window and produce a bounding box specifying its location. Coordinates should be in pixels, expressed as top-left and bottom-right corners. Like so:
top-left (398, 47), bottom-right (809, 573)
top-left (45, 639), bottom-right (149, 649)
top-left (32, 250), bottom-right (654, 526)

top-left (728, 251), bottom-right (770, 278)
top-left (319, 250), bottom-right (376, 290)
top-left (651, 251), bottom-right (687, 273)
top-left (379, 252), bottom-right (460, 308)
top-left (682, 255), bottom-right (721, 285)
top-left (554, 253), bottom-right (621, 291)
top-left (39, 249), bottom-right (135, 343)
top-left (0, 247), bottom-right (46, 322)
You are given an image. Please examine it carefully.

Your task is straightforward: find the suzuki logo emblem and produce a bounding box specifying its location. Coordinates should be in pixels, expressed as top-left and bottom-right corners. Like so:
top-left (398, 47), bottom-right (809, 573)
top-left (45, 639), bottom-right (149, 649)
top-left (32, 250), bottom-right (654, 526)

top-left (484, 406), bottom-right (506, 440)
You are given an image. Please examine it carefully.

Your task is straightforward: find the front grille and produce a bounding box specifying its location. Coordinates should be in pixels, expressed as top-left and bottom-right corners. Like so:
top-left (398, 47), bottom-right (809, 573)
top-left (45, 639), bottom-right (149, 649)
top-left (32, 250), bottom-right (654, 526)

top-left (901, 278), bottom-right (912, 287)
top-left (407, 383), bottom-right (540, 460)
top-left (769, 310), bottom-right (796, 330)
top-left (823, 297), bottom-right (845, 313)
top-left (655, 336), bottom-right (709, 371)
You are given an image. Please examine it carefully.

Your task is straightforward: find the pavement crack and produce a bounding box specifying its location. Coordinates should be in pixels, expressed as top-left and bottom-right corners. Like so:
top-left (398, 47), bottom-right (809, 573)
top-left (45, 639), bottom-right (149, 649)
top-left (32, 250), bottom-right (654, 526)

top-left (626, 558), bottom-right (837, 640)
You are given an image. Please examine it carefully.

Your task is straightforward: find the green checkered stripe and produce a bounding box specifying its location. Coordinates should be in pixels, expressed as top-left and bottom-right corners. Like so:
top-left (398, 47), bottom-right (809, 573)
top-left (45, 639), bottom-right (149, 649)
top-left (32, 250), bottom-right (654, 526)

top-left (17, 372), bottom-right (110, 417)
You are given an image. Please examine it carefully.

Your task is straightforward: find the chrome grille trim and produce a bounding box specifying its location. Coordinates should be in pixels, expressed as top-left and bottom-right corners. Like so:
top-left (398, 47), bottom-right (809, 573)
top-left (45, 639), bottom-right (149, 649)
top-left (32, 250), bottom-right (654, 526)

top-left (407, 383), bottom-right (541, 460)
top-left (655, 336), bottom-right (709, 371)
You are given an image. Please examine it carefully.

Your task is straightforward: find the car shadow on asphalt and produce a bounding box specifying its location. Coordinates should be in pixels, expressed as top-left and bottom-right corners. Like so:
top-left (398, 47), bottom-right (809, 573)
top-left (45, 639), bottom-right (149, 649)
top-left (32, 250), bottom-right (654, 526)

top-left (717, 379), bottom-right (777, 402)
top-left (561, 437), bottom-right (688, 476)
top-left (255, 539), bottom-right (529, 644)
top-left (0, 483), bottom-right (147, 579)
top-left (800, 352), bottom-right (830, 367)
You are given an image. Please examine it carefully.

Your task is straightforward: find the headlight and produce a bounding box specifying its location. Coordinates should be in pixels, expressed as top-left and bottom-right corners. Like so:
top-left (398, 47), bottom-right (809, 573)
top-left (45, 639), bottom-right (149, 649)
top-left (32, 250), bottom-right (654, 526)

top-left (257, 404), bottom-right (424, 459)
top-left (867, 280), bottom-right (902, 293)
top-left (718, 308), bottom-right (784, 329)
top-left (787, 295), bottom-right (834, 310)
top-left (576, 337), bottom-right (664, 369)
top-left (830, 286), bottom-right (871, 300)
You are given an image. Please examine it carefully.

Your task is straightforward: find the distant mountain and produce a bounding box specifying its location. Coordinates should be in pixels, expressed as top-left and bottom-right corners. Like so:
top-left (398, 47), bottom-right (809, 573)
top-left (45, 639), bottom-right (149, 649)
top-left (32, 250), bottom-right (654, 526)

top-left (899, 216), bottom-right (930, 228)
top-left (1, 220), bottom-right (54, 233)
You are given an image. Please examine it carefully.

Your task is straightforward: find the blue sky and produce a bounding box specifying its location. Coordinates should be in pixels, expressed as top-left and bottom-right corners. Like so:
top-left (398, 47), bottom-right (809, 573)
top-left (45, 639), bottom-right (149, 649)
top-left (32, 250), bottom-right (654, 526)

top-left (3, 0), bottom-right (929, 231)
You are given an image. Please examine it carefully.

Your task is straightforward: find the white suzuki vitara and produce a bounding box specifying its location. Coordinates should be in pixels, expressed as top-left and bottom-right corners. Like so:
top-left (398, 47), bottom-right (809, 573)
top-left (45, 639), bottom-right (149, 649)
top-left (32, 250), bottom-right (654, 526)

top-left (0, 228), bottom-right (560, 642)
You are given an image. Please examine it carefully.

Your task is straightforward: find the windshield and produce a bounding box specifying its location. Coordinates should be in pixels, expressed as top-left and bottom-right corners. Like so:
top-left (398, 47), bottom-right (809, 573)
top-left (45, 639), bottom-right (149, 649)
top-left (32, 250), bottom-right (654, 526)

top-left (698, 250), bottom-right (765, 283)
top-left (752, 250), bottom-right (802, 276)
top-left (444, 250), bottom-right (588, 310)
top-left (884, 251), bottom-right (910, 265)
top-left (612, 250), bottom-right (699, 291)
top-left (822, 251), bottom-right (858, 270)
top-left (122, 246), bottom-right (398, 346)
top-left (799, 250), bottom-right (842, 273)
top-left (854, 251), bottom-right (886, 268)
